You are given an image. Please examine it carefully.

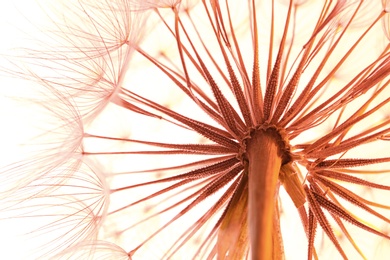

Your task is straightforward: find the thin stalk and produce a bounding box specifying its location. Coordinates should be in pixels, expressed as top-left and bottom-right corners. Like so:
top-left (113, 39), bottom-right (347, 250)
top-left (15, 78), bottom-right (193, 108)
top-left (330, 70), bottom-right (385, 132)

top-left (246, 129), bottom-right (284, 259)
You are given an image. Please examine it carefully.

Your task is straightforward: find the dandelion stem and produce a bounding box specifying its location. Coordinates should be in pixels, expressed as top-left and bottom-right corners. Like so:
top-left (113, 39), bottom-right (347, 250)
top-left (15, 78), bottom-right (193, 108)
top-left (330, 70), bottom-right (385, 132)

top-left (246, 128), bottom-right (284, 259)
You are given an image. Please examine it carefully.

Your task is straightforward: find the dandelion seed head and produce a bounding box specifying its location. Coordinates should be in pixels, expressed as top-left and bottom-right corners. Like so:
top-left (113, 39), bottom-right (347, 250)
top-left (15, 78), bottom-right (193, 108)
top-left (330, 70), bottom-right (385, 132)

top-left (2, 0), bottom-right (390, 259)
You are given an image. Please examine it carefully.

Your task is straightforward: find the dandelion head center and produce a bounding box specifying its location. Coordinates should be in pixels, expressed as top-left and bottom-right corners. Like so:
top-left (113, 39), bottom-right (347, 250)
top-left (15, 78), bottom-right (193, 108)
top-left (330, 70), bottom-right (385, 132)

top-left (239, 123), bottom-right (293, 167)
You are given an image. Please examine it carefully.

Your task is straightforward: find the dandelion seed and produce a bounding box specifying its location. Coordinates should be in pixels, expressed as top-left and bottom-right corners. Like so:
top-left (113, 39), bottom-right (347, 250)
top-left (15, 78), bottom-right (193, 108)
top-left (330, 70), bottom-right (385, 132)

top-left (2, 0), bottom-right (390, 259)
top-left (2, 0), bottom-right (145, 122)
top-left (53, 240), bottom-right (130, 260)
top-left (0, 87), bottom-right (84, 196)
top-left (0, 156), bottom-right (109, 259)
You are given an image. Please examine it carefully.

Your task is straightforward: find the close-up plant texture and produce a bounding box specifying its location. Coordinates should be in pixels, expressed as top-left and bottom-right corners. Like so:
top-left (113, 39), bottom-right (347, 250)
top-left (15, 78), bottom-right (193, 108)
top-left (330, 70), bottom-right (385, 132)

top-left (1, 0), bottom-right (390, 259)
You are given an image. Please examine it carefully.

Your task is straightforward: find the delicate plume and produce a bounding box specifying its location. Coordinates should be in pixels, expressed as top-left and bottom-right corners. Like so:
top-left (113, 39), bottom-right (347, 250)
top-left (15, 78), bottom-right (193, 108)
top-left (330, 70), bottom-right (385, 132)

top-left (2, 0), bottom-right (145, 122)
top-left (53, 241), bottom-right (130, 260)
top-left (132, 0), bottom-right (183, 9)
top-left (0, 157), bottom-right (109, 259)
top-left (0, 86), bottom-right (84, 196)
